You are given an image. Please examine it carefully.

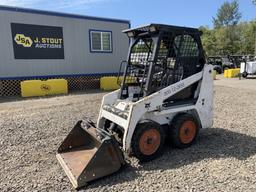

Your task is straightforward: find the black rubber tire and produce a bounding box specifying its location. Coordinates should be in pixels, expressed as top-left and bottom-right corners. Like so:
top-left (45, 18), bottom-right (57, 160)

top-left (242, 72), bottom-right (248, 78)
top-left (214, 67), bottom-right (222, 74)
top-left (131, 121), bottom-right (165, 162)
top-left (218, 68), bottom-right (223, 74)
top-left (170, 114), bottom-right (199, 149)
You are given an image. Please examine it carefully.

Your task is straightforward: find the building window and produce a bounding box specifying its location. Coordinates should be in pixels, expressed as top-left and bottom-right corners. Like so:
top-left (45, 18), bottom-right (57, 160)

top-left (90, 30), bottom-right (112, 53)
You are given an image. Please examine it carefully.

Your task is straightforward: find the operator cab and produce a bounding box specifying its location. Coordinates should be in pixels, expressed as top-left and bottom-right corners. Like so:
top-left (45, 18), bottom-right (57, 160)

top-left (119, 24), bottom-right (205, 106)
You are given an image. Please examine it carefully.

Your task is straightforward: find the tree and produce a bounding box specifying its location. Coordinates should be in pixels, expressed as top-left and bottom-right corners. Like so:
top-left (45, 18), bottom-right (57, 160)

top-left (211, 0), bottom-right (242, 55)
top-left (238, 21), bottom-right (256, 55)
top-left (253, 0), bottom-right (256, 5)
top-left (213, 0), bottom-right (242, 28)
top-left (200, 21), bottom-right (256, 56)
top-left (200, 1), bottom-right (255, 56)
top-left (199, 26), bottom-right (218, 56)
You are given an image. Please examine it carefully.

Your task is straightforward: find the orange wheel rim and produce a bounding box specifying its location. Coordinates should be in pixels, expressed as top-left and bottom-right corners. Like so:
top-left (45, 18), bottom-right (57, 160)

top-left (139, 129), bottom-right (161, 156)
top-left (179, 121), bottom-right (196, 144)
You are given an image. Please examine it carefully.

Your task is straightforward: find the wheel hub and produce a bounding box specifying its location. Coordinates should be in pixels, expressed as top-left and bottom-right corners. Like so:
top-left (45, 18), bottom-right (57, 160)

top-left (179, 121), bottom-right (196, 144)
top-left (139, 129), bottom-right (161, 156)
top-left (184, 127), bottom-right (189, 135)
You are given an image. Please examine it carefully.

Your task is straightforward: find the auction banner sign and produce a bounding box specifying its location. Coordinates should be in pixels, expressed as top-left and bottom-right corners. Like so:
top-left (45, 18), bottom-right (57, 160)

top-left (11, 23), bottom-right (64, 59)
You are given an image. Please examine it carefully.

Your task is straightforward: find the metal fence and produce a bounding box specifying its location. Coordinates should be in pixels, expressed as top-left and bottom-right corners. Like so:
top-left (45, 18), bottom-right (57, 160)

top-left (0, 74), bottom-right (114, 97)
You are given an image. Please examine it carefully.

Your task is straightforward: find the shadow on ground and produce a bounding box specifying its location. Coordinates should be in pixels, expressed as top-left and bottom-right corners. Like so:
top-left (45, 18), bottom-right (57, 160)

top-left (82, 127), bottom-right (256, 190)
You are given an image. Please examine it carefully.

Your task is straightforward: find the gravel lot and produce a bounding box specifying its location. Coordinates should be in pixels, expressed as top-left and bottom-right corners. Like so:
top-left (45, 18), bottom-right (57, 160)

top-left (1, 76), bottom-right (256, 192)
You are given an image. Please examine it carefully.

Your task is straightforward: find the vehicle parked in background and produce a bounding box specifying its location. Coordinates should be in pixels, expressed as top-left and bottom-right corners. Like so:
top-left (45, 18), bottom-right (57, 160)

top-left (229, 55), bottom-right (244, 68)
top-left (207, 55), bottom-right (240, 74)
top-left (240, 56), bottom-right (256, 78)
top-left (221, 57), bottom-right (236, 71)
top-left (207, 56), bottom-right (223, 74)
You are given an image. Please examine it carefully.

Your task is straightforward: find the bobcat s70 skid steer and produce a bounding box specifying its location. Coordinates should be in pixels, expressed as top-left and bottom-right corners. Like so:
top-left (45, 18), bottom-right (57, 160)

top-left (56, 24), bottom-right (213, 189)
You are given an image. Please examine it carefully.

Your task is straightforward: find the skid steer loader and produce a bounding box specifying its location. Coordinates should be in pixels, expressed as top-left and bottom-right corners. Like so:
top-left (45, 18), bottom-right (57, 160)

top-left (56, 24), bottom-right (213, 189)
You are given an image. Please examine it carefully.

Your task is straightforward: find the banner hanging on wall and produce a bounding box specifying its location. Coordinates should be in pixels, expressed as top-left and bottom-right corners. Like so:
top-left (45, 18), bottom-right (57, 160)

top-left (11, 23), bottom-right (64, 59)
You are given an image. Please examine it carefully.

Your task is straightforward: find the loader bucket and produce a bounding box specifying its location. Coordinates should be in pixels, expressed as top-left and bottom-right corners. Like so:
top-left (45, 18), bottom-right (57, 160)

top-left (56, 120), bottom-right (125, 189)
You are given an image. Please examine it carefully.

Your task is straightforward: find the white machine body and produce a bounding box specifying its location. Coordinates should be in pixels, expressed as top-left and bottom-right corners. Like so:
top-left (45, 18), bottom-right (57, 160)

top-left (97, 64), bottom-right (213, 153)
